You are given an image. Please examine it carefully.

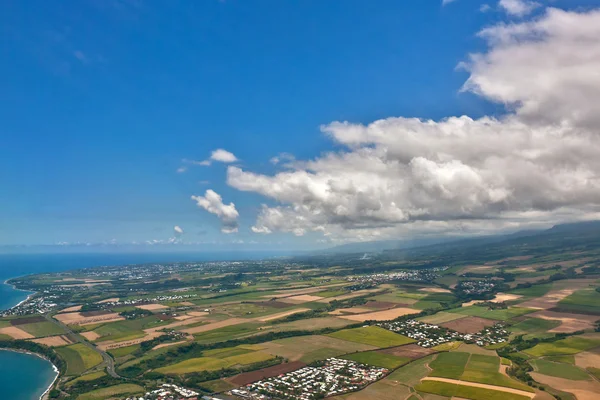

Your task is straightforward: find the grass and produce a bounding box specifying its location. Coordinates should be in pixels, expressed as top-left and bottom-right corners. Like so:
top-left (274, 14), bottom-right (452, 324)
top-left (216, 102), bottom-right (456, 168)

top-left (0, 334), bottom-right (13, 340)
top-left (93, 316), bottom-right (164, 341)
top-left (386, 354), bottom-right (436, 387)
top-left (545, 355), bottom-right (575, 364)
top-left (260, 335), bottom-right (375, 363)
top-left (193, 322), bottom-right (263, 344)
top-left (108, 344), bottom-right (140, 358)
top-left (524, 336), bottom-right (600, 357)
top-left (429, 352), bottom-right (470, 379)
top-left (342, 351), bottom-right (410, 369)
top-left (432, 341), bottom-right (462, 351)
top-left (18, 321), bottom-right (65, 337)
top-left (417, 312), bottom-right (467, 324)
top-left (449, 306), bottom-right (535, 321)
top-left (327, 326), bottom-right (415, 348)
top-left (588, 367), bottom-right (600, 380)
top-left (531, 359), bottom-right (591, 380)
top-left (316, 289), bottom-right (347, 298)
top-left (203, 346), bottom-right (254, 358)
top-left (416, 380), bottom-right (531, 400)
top-left (155, 350), bottom-right (275, 374)
top-left (201, 379), bottom-right (236, 393)
top-left (558, 289), bottom-right (600, 314)
top-left (509, 318), bottom-right (561, 335)
top-left (509, 283), bottom-right (553, 298)
top-left (76, 384), bottom-right (144, 400)
top-left (65, 371), bottom-right (106, 387)
top-left (462, 354), bottom-right (532, 391)
top-left (56, 343), bottom-right (103, 375)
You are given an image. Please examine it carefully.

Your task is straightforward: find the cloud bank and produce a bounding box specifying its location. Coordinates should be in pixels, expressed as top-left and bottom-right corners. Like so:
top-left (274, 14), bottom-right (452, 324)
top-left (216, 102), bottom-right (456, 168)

top-left (218, 7), bottom-right (600, 242)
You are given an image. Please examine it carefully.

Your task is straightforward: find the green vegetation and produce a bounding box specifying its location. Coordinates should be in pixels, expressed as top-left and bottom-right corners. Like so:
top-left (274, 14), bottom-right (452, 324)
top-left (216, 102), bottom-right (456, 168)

top-left (449, 306), bottom-right (535, 320)
top-left (65, 371), bottom-right (106, 387)
top-left (524, 336), bottom-right (600, 356)
top-left (155, 350), bottom-right (276, 374)
top-left (315, 289), bottom-right (347, 298)
top-left (108, 344), bottom-right (140, 358)
top-left (327, 326), bottom-right (414, 347)
top-left (429, 352), bottom-right (469, 379)
top-left (342, 351), bottom-right (410, 369)
top-left (417, 312), bottom-right (466, 324)
top-left (386, 355), bottom-right (436, 387)
top-left (194, 322), bottom-right (263, 344)
top-left (55, 344), bottom-right (103, 375)
top-left (93, 316), bottom-right (164, 342)
top-left (509, 318), bottom-right (561, 335)
top-left (416, 380), bottom-right (531, 400)
top-left (76, 384), bottom-right (144, 400)
top-left (558, 289), bottom-right (600, 314)
top-left (510, 284), bottom-right (553, 298)
top-left (17, 321), bottom-right (65, 337)
top-left (200, 378), bottom-right (236, 393)
top-left (531, 359), bottom-right (591, 380)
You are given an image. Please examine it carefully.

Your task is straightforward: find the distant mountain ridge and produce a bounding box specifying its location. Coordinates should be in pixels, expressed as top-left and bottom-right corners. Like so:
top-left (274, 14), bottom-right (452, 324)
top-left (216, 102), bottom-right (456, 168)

top-left (320, 220), bottom-right (600, 255)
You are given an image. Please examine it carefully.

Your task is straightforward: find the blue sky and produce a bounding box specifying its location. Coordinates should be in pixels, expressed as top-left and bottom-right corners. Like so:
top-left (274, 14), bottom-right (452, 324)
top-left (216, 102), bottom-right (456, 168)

top-left (2, 0), bottom-right (599, 249)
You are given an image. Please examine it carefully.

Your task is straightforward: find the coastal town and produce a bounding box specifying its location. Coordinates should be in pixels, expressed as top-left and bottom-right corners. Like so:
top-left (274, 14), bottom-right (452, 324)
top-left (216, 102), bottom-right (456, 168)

top-left (228, 358), bottom-right (389, 400)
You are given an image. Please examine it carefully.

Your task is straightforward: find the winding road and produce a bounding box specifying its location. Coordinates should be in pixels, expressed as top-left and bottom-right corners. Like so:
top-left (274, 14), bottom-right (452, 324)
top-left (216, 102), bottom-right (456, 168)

top-left (44, 314), bottom-right (122, 378)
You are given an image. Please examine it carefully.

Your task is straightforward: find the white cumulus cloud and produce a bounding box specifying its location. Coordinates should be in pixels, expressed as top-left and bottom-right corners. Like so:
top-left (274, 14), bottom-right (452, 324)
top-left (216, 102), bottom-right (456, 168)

top-left (191, 190), bottom-right (239, 233)
top-left (173, 225), bottom-right (184, 236)
top-left (498, 0), bottom-right (540, 17)
top-left (223, 7), bottom-right (600, 242)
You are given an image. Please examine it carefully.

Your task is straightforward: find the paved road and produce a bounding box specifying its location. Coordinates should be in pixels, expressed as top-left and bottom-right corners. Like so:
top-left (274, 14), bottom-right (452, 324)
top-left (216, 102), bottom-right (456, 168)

top-left (44, 314), bottom-right (122, 378)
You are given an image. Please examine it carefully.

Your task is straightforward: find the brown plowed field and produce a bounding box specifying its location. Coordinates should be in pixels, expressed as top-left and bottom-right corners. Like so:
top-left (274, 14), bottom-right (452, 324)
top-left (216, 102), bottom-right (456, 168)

top-left (227, 361), bottom-right (307, 386)
top-left (364, 301), bottom-right (399, 309)
top-left (30, 335), bottom-right (72, 347)
top-left (251, 301), bottom-right (290, 309)
top-left (379, 344), bottom-right (436, 359)
top-left (441, 316), bottom-right (496, 334)
top-left (10, 316), bottom-right (45, 325)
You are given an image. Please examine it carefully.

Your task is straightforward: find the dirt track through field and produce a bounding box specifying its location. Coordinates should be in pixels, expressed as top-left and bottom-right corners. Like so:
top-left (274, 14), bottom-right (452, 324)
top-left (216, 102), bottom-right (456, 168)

top-left (420, 377), bottom-right (535, 398)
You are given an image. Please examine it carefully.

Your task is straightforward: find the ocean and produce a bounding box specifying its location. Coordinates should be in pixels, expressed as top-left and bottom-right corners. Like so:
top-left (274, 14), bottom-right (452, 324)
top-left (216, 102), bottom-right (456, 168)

top-left (0, 250), bottom-right (284, 399)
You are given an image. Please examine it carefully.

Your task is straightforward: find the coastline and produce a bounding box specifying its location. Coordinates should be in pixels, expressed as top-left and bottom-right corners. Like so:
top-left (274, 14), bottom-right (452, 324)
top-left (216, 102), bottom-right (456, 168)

top-left (0, 348), bottom-right (59, 400)
top-left (1, 278), bottom-right (57, 400)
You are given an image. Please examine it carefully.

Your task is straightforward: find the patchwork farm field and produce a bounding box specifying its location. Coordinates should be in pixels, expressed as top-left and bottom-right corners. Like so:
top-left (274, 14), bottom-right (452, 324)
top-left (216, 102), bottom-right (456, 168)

top-left (76, 384), bottom-right (144, 400)
top-left (341, 350), bottom-right (410, 369)
top-left (327, 326), bottom-right (415, 347)
top-left (56, 343), bottom-right (103, 375)
top-left (524, 335), bottom-right (600, 357)
top-left (448, 306), bottom-right (536, 321)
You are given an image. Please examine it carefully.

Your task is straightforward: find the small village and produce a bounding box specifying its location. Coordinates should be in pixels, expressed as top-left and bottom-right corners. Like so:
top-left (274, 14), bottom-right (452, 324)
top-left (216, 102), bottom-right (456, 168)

top-left (347, 266), bottom-right (449, 285)
top-left (228, 358), bottom-right (388, 400)
top-left (456, 280), bottom-right (496, 295)
top-left (124, 384), bottom-right (200, 400)
top-left (378, 319), bottom-right (509, 347)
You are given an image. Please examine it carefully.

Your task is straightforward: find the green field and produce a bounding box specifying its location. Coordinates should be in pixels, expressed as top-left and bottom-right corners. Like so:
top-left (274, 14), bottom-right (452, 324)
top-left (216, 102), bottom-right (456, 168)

top-left (201, 378), bottom-right (236, 393)
top-left (108, 344), bottom-right (140, 358)
top-left (509, 283), bottom-right (553, 298)
top-left (508, 318), bottom-right (561, 335)
top-left (155, 350), bottom-right (275, 374)
top-left (260, 335), bottom-right (375, 363)
top-left (531, 359), bottom-right (591, 380)
top-left (316, 289), bottom-right (348, 298)
top-left (386, 354), bottom-right (436, 387)
top-left (327, 326), bottom-right (415, 348)
top-left (342, 351), bottom-right (410, 369)
top-left (524, 336), bottom-right (600, 357)
top-left (429, 352), bottom-right (469, 379)
top-left (429, 352), bottom-right (532, 391)
top-left (193, 322), bottom-right (263, 344)
top-left (93, 316), bottom-right (164, 342)
top-left (448, 306), bottom-right (535, 320)
top-left (418, 312), bottom-right (467, 324)
top-left (558, 289), bottom-right (600, 314)
top-left (77, 384), bottom-right (144, 400)
top-left (65, 371), bottom-right (106, 387)
top-left (416, 380), bottom-right (531, 400)
top-left (18, 321), bottom-right (65, 337)
top-left (56, 343), bottom-right (103, 375)
top-left (461, 354), bottom-right (532, 391)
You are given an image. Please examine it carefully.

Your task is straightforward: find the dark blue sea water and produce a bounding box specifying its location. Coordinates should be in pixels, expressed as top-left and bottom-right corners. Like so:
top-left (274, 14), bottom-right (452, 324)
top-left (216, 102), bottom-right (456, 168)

top-left (0, 251), bottom-right (282, 399)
